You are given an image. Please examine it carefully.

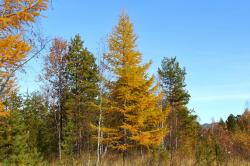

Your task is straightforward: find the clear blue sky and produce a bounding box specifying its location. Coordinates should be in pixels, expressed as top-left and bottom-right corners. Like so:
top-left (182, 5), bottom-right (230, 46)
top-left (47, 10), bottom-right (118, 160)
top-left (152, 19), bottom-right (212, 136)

top-left (17, 0), bottom-right (250, 124)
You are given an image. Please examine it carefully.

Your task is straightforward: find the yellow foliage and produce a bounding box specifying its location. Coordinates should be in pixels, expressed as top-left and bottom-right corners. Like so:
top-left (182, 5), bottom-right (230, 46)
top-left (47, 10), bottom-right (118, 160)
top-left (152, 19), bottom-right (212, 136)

top-left (0, 0), bottom-right (48, 31)
top-left (0, 35), bottom-right (30, 67)
top-left (0, 0), bottom-right (47, 85)
top-left (104, 13), bottom-right (168, 151)
top-left (0, 0), bottom-right (48, 114)
top-left (131, 129), bottom-right (166, 147)
top-left (0, 101), bottom-right (9, 117)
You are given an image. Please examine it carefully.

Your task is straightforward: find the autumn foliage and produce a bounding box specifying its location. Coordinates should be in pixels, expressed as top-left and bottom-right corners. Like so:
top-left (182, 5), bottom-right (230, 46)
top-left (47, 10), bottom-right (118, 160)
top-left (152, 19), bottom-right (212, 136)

top-left (0, 3), bottom-right (249, 165)
top-left (0, 0), bottom-right (48, 115)
top-left (102, 14), bottom-right (167, 151)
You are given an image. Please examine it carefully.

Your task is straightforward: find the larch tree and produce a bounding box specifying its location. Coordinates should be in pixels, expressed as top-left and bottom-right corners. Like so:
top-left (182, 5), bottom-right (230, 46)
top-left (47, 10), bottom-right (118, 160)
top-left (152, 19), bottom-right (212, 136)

top-left (40, 38), bottom-right (68, 160)
top-left (63, 34), bottom-right (99, 156)
top-left (0, 0), bottom-right (48, 115)
top-left (103, 13), bottom-right (167, 154)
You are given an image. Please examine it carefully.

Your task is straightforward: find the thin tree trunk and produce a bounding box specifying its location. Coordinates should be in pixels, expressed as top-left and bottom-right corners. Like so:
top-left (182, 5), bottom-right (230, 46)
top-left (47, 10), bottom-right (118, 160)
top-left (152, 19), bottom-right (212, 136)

top-left (170, 103), bottom-right (175, 166)
top-left (79, 130), bottom-right (82, 156)
top-left (100, 130), bottom-right (104, 154)
top-left (58, 79), bottom-right (62, 161)
top-left (175, 113), bottom-right (178, 150)
top-left (170, 124), bottom-right (173, 166)
top-left (54, 109), bottom-right (62, 161)
top-left (123, 151), bottom-right (125, 166)
top-left (58, 112), bottom-right (62, 160)
top-left (141, 146), bottom-right (144, 164)
top-left (96, 91), bottom-right (102, 166)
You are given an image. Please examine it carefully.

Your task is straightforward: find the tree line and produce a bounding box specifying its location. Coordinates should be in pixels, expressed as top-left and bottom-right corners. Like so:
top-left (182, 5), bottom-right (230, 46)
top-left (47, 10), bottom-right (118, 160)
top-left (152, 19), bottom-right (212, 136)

top-left (0, 1), bottom-right (249, 165)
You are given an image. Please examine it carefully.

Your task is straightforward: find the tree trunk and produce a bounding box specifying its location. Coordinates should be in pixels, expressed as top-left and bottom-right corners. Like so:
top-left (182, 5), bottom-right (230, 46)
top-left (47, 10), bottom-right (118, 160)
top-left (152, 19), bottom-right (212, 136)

top-left (96, 92), bottom-right (102, 166)
top-left (58, 112), bottom-right (62, 160)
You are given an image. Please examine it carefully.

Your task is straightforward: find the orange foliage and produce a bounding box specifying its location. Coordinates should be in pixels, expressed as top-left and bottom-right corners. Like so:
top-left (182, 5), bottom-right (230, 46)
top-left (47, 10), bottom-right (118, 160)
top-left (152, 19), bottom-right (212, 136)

top-left (0, 0), bottom-right (48, 31)
top-left (0, 0), bottom-right (48, 116)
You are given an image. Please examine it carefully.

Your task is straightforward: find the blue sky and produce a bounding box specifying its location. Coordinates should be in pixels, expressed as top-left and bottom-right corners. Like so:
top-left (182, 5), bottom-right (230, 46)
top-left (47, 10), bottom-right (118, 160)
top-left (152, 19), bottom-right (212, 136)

top-left (17, 0), bottom-right (250, 124)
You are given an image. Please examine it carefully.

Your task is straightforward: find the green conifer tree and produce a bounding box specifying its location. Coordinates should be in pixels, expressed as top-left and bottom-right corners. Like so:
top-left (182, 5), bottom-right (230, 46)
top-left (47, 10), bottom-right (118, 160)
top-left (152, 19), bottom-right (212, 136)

top-left (0, 92), bottom-right (46, 165)
top-left (158, 57), bottom-right (198, 158)
top-left (63, 34), bottom-right (99, 156)
top-left (226, 114), bottom-right (239, 132)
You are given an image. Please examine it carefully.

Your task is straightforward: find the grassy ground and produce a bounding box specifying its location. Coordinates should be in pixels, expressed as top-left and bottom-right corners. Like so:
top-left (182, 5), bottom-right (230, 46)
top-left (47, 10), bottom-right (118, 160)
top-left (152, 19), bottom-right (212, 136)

top-left (48, 153), bottom-right (250, 166)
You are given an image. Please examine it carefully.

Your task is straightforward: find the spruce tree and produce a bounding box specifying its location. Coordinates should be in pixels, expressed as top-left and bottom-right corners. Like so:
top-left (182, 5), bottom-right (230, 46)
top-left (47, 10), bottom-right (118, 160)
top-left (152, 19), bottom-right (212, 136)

top-left (22, 92), bottom-right (54, 159)
top-left (0, 92), bottom-right (46, 165)
top-left (63, 34), bottom-right (99, 156)
top-left (0, 92), bottom-right (22, 162)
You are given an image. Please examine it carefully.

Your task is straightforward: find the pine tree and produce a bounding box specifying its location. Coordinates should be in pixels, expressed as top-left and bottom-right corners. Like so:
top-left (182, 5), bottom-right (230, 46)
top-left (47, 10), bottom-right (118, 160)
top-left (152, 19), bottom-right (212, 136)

top-left (226, 114), bottom-right (239, 132)
top-left (63, 34), bottom-right (99, 156)
top-left (0, 92), bottom-right (23, 162)
top-left (158, 57), bottom-right (198, 159)
top-left (103, 13), bottom-right (167, 154)
top-left (0, 92), bottom-right (46, 165)
top-left (8, 109), bottom-right (45, 166)
top-left (22, 92), bottom-right (54, 159)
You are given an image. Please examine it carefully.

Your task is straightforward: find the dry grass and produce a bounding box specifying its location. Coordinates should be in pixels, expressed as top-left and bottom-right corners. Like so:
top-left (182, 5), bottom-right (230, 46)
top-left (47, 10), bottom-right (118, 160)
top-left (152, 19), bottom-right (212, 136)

top-left (48, 153), bottom-right (250, 166)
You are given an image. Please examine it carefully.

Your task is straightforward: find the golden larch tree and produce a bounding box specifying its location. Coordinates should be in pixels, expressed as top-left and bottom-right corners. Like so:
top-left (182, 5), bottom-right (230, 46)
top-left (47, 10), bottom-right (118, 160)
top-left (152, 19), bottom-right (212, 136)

top-left (0, 0), bottom-right (48, 115)
top-left (104, 13), bottom-right (167, 152)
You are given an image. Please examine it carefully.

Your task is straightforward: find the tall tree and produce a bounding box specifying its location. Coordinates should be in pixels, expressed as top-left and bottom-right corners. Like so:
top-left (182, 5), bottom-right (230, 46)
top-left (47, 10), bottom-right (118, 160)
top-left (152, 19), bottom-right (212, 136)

top-left (103, 13), bottom-right (167, 155)
top-left (41, 38), bottom-right (68, 160)
top-left (158, 57), bottom-right (198, 161)
top-left (63, 34), bottom-right (99, 156)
